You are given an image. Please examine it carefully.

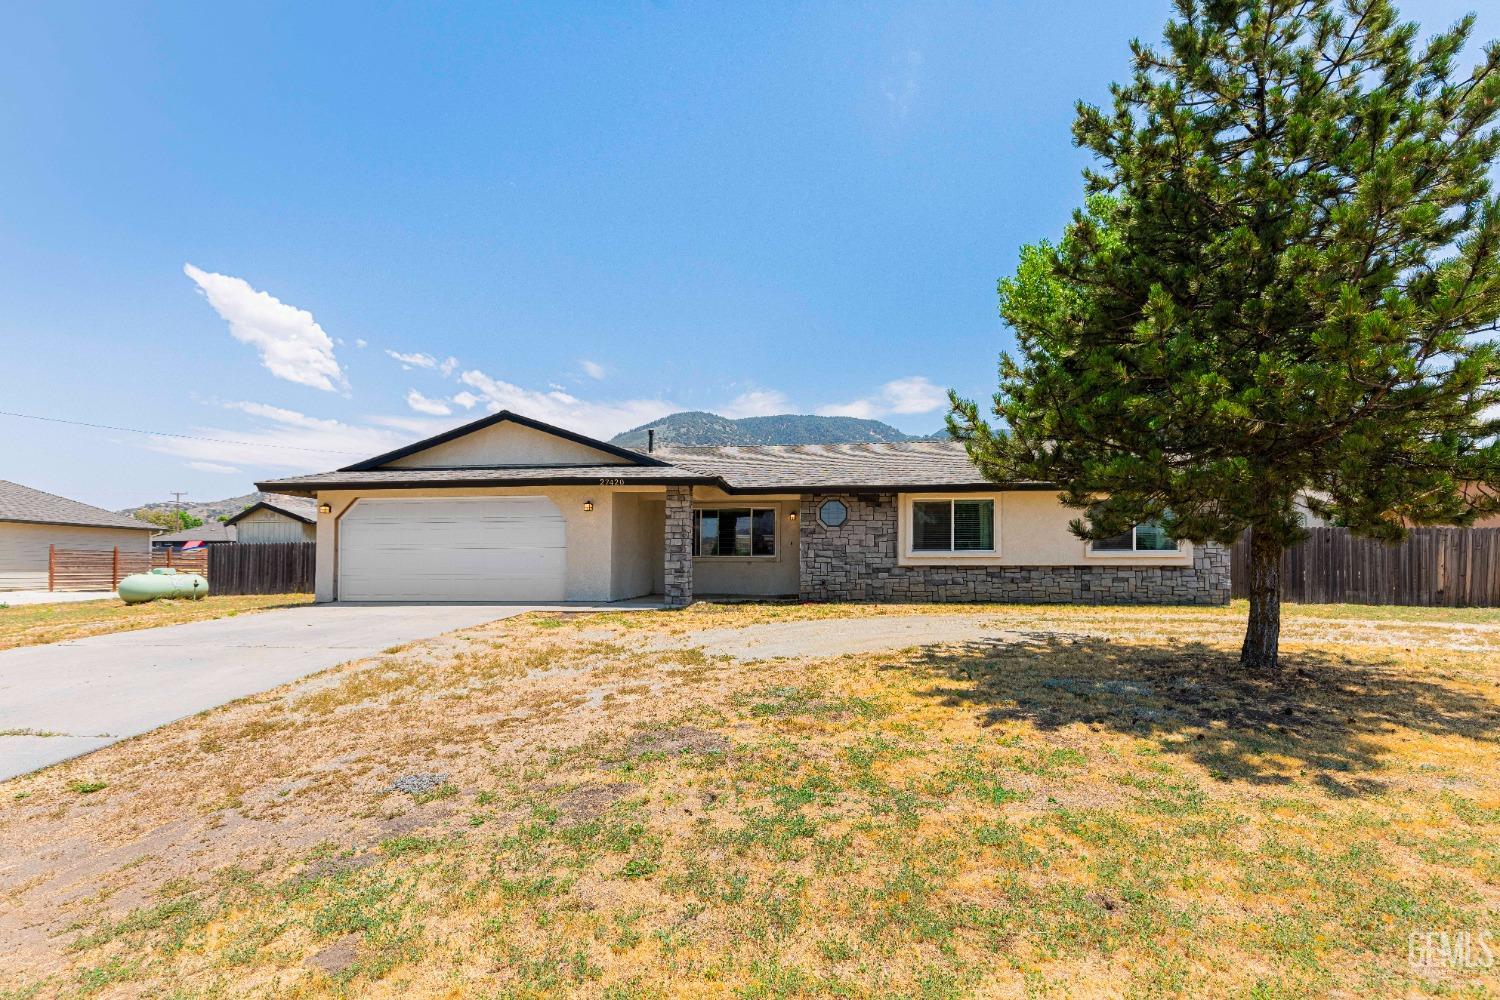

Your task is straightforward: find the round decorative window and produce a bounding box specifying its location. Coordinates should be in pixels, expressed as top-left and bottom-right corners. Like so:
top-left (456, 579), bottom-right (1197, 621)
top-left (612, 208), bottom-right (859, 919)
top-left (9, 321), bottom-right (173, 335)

top-left (818, 499), bottom-right (848, 528)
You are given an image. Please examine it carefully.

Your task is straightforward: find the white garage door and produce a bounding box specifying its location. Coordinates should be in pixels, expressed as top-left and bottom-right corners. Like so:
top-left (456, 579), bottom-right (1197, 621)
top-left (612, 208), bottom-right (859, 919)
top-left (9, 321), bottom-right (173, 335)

top-left (338, 497), bottom-right (566, 602)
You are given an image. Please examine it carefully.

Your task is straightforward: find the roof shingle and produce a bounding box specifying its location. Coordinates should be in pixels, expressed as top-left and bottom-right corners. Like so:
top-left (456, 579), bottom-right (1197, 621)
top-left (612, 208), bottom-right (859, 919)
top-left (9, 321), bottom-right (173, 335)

top-left (659, 442), bottom-right (1011, 491)
top-left (0, 480), bottom-right (159, 531)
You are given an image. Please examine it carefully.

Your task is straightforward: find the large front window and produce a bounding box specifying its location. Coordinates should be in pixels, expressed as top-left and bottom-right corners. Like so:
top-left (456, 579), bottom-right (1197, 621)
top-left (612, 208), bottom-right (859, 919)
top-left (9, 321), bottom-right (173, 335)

top-left (911, 499), bottom-right (995, 552)
top-left (693, 508), bottom-right (777, 557)
top-left (1091, 519), bottom-right (1179, 552)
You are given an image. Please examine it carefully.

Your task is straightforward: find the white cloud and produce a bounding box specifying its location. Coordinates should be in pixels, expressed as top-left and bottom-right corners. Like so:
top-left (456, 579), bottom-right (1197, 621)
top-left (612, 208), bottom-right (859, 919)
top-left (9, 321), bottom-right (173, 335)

top-left (817, 376), bottom-right (947, 420)
top-left (451, 391), bottom-right (481, 409)
top-left (142, 401), bottom-right (409, 471)
top-left (406, 389), bottom-right (452, 416)
top-left (386, 349), bottom-right (437, 370)
top-left (439, 356), bottom-right (459, 377)
top-left (184, 264), bottom-right (347, 393)
top-left (882, 49), bottom-right (923, 118)
top-left (580, 359), bottom-right (607, 380)
top-left (718, 389), bottom-right (791, 419)
top-left (188, 461), bottom-right (240, 474)
top-left (354, 338), bottom-right (368, 349)
top-left (459, 368), bottom-right (677, 439)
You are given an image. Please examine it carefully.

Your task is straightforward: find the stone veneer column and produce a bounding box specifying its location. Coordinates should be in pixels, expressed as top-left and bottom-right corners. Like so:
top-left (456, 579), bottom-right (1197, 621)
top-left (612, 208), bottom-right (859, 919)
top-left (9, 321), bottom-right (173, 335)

top-left (663, 486), bottom-right (694, 607)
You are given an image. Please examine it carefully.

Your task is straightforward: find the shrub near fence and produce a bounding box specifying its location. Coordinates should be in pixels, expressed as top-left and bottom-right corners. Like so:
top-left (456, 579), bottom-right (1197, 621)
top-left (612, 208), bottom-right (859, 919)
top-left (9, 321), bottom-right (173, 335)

top-left (208, 541), bottom-right (315, 596)
top-left (1230, 527), bottom-right (1500, 607)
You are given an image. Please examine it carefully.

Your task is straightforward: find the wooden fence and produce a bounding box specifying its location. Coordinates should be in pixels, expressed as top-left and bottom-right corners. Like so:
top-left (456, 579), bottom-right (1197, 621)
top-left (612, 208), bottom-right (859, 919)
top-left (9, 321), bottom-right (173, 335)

top-left (1230, 527), bottom-right (1500, 606)
top-left (207, 542), bottom-right (315, 596)
top-left (151, 548), bottom-right (208, 574)
top-left (48, 545), bottom-right (150, 591)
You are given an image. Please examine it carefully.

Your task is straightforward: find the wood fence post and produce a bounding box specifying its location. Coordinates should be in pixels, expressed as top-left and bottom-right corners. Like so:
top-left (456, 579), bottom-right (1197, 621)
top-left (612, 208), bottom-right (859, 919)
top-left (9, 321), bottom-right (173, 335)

top-left (48, 544), bottom-right (55, 591)
top-left (166, 547), bottom-right (173, 568)
top-left (111, 546), bottom-right (120, 588)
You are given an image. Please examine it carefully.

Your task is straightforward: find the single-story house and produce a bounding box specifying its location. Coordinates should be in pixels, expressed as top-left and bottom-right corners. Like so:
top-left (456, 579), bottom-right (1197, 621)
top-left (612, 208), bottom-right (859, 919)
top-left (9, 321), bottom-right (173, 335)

top-left (151, 520), bottom-right (237, 550)
top-left (0, 480), bottom-right (158, 590)
top-left (226, 494), bottom-right (318, 544)
top-left (258, 410), bottom-right (1230, 607)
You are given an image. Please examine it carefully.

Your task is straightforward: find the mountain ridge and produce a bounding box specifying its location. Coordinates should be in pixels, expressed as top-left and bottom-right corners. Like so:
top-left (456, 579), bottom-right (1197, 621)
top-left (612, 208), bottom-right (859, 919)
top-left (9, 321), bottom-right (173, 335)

top-left (611, 411), bottom-right (946, 449)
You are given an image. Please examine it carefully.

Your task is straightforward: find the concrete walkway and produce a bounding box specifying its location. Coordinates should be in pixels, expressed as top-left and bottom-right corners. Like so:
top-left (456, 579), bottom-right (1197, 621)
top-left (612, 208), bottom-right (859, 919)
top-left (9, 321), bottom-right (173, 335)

top-left (0, 590), bottom-right (117, 606)
top-left (0, 600), bottom-right (660, 781)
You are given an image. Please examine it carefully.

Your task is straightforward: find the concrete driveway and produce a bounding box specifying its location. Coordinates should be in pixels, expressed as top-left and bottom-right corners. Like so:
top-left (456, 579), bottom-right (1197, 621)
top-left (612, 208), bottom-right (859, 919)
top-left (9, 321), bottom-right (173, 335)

top-left (0, 602), bottom-right (642, 781)
top-left (0, 590), bottom-right (118, 606)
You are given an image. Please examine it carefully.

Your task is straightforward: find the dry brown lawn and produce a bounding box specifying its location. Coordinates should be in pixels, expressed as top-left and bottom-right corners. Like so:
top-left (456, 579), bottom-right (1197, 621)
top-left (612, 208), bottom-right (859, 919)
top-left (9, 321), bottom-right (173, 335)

top-left (0, 594), bottom-right (314, 652)
top-left (0, 600), bottom-right (1497, 999)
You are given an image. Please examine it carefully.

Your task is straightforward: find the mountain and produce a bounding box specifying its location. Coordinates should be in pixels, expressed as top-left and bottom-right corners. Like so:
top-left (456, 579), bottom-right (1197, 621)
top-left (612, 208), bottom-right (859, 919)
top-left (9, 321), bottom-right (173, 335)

top-left (610, 411), bottom-right (947, 449)
top-left (120, 492), bottom-right (265, 522)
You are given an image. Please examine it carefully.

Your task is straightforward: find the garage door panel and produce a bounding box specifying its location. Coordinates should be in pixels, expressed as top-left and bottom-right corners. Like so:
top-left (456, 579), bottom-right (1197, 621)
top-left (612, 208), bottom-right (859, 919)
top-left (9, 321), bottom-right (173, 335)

top-left (338, 497), bottom-right (567, 602)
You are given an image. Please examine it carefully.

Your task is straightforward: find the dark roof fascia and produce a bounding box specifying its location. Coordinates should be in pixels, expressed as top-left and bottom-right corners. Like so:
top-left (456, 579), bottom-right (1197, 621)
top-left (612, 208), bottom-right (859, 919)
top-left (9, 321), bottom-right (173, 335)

top-left (256, 473), bottom-right (718, 493)
top-left (225, 501), bottom-right (315, 526)
top-left (712, 482), bottom-right (1057, 495)
top-left (257, 475), bottom-right (1055, 495)
top-left (0, 516), bottom-right (159, 532)
top-left (339, 410), bottom-right (667, 472)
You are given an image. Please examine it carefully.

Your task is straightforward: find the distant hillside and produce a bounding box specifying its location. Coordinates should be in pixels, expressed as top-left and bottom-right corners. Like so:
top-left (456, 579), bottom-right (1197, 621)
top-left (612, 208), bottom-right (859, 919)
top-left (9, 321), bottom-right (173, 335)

top-left (120, 492), bottom-right (264, 522)
top-left (611, 411), bottom-right (947, 449)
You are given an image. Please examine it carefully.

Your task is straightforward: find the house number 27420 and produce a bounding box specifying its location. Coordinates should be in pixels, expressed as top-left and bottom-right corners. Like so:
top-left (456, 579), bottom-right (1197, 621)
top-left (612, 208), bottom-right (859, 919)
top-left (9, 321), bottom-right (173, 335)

top-left (598, 478), bottom-right (626, 486)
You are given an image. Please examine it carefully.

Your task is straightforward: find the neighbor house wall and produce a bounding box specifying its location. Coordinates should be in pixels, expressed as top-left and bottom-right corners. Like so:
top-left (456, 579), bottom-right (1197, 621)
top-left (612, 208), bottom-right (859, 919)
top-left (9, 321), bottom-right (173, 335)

top-left (235, 509), bottom-right (317, 544)
top-left (0, 523), bottom-right (152, 591)
top-left (799, 492), bottom-right (1230, 605)
top-left (384, 421), bottom-right (636, 469)
top-left (313, 486), bottom-right (661, 602)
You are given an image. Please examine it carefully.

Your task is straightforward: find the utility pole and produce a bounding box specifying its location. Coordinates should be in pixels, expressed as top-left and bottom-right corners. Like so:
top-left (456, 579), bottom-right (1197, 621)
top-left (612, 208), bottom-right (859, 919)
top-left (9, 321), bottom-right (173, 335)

top-left (170, 491), bottom-right (188, 520)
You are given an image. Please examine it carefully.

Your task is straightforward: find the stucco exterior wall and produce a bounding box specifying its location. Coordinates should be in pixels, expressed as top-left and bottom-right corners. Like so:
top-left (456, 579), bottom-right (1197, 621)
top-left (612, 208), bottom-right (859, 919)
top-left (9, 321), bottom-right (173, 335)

top-left (800, 492), bottom-right (1229, 605)
top-left (0, 522), bottom-right (152, 591)
top-left (385, 421), bottom-right (635, 469)
top-left (313, 485), bottom-right (659, 602)
top-left (236, 509), bottom-right (317, 544)
top-left (609, 493), bottom-right (659, 601)
top-left (688, 490), bottom-right (801, 596)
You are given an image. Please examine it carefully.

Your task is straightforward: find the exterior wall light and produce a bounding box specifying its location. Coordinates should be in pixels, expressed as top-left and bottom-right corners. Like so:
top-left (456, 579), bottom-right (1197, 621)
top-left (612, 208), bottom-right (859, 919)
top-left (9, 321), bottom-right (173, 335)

top-left (317, 503), bottom-right (332, 514)
top-left (583, 500), bottom-right (595, 511)
top-left (789, 511), bottom-right (798, 520)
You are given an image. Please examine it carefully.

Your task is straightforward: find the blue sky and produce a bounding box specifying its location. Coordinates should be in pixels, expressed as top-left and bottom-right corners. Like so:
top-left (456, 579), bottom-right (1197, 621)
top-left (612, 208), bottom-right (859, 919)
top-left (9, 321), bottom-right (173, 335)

top-left (0, 1), bottom-right (1488, 509)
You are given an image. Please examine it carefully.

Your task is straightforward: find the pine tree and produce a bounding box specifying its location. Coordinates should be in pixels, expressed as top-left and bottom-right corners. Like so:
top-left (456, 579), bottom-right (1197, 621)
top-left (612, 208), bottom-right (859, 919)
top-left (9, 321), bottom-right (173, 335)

top-left (951, 0), bottom-right (1500, 670)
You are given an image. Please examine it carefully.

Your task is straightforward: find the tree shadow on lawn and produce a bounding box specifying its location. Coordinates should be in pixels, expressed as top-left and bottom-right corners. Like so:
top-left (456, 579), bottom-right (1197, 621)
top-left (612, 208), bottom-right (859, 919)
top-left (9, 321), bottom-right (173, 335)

top-left (897, 634), bottom-right (1500, 795)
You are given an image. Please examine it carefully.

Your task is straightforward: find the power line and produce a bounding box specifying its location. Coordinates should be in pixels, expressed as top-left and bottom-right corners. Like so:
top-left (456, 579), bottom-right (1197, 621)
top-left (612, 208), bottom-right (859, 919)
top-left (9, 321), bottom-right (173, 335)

top-left (0, 409), bottom-right (367, 455)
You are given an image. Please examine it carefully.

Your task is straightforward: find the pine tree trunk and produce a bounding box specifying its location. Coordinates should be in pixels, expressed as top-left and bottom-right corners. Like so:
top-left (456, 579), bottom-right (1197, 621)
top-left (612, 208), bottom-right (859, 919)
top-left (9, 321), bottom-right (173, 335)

top-left (1240, 527), bottom-right (1282, 671)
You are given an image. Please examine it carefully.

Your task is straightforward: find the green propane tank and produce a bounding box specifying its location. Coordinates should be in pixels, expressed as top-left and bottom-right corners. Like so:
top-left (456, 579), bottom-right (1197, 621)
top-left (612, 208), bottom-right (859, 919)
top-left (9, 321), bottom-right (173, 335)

top-left (118, 567), bottom-right (209, 604)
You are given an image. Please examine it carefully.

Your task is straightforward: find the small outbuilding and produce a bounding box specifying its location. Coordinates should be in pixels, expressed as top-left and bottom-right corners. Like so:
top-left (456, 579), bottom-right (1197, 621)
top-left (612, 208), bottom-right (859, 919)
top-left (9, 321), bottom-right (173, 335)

top-left (225, 494), bottom-right (317, 544)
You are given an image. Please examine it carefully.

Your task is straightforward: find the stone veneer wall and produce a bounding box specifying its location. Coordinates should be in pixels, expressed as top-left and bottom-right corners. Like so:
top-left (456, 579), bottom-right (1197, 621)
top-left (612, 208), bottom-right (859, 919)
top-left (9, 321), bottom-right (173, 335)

top-left (663, 486), bottom-right (694, 607)
top-left (798, 493), bottom-right (1230, 606)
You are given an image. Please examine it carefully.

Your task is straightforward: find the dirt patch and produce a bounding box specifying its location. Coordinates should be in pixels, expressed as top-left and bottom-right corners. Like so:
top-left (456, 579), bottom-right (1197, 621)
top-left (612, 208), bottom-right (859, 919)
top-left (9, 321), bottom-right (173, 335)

top-left (626, 725), bottom-right (730, 757)
top-left (302, 853), bottom-right (380, 880)
top-left (555, 782), bottom-right (635, 824)
top-left (305, 932), bottom-right (360, 974)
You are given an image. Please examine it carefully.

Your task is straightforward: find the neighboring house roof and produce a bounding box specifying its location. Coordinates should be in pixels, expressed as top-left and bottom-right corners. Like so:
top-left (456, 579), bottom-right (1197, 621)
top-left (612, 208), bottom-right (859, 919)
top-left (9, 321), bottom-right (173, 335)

top-left (0, 480), bottom-right (159, 531)
top-left (340, 410), bottom-right (666, 471)
top-left (226, 494), bottom-right (318, 526)
top-left (152, 521), bottom-right (238, 544)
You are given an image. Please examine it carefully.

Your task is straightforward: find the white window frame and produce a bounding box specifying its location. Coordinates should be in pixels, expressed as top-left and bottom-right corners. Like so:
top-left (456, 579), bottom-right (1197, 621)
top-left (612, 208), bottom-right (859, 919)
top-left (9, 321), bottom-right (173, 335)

top-left (1084, 520), bottom-right (1184, 559)
top-left (898, 493), bottom-right (1002, 565)
top-left (692, 506), bottom-right (779, 560)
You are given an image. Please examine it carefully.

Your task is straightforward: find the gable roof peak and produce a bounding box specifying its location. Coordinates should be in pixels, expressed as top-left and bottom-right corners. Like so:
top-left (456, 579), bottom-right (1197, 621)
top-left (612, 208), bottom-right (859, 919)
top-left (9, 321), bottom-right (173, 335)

top-left (339, 409), bottom-right (666, 472)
